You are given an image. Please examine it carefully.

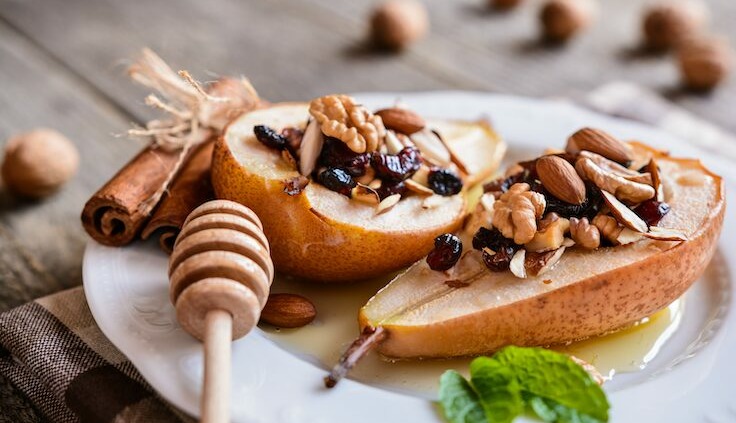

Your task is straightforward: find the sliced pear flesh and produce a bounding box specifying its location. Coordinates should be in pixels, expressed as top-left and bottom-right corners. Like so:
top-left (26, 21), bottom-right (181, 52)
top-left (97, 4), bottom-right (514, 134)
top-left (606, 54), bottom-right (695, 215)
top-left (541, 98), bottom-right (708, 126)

top-left (359, 152), bottom-right (725, 358)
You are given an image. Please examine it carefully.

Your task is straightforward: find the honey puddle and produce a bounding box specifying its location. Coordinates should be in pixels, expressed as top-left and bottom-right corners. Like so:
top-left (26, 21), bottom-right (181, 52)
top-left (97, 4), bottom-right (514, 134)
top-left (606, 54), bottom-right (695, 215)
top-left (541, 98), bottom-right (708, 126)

top-left (260, 274), bottom-right (684, 398)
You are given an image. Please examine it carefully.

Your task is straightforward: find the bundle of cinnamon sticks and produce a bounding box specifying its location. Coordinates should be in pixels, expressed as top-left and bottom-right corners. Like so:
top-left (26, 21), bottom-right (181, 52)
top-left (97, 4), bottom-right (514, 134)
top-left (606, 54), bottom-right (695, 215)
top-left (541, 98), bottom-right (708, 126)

top-left (81, 49), bottom-right (263, 252)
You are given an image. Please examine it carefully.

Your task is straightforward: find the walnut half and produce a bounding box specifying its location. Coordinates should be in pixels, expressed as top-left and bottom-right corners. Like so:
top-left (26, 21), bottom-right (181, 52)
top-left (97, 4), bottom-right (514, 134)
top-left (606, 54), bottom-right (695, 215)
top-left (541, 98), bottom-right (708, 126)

top-left (309, 95), bottom-right (386, 153)
top-left (492, 183), bottom-right (546, 245)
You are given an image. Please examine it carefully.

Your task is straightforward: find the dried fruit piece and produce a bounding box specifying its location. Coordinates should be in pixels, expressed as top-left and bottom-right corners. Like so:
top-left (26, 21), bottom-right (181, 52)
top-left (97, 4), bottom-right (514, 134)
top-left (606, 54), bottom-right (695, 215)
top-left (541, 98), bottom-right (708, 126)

top-left (427, 234), bottom-right (463, 271)
top-left (260, 293), bottom-right (317, 328)
top-left (473, 227), bottom-right (519, 272)
top-left (635, 199), bottom-right (671, 226)
top-left (282, 176), bottom-right (309, 196)
top-left (317, 168), bottom-right (356, 197)
top-left (428, 168), bottom-right (463, 196)
top-left (372, 146), bottom-right (422, 181)
top-left (566, 127), bottom-right (632, 165)
top-left (375, 180), bottom-right (407, 200)
top-left (536, 155), bottom-right (586, 205)
top-left (254, 125), bottom-right (288, 150)
top-left (375, 108), bottom-right (426, 134)
top-left (319, 137), bottom-right (372, 177)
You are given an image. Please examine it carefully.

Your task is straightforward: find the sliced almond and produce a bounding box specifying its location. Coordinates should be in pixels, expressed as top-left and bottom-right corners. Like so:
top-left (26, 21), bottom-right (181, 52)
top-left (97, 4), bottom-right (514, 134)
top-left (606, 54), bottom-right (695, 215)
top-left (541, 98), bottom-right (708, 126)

top-left (615, 228), bottom-right (644, 245)
top-left (646, 158), bottom-right (663, 202)
top-left (281, 149), bottom-right (298, 170)
top-left (643, 226), bottom-right (688, 241)
top-left (411, 164), bottom-right (431, 186)
top-left (375, 108), bottom-right (425, 135)
top-left (410, 129), bottom-right (452, 166)
top-left (562, 237), bottom-right (575, 247)
top-left (434, 130), bottom-right (470, 176)
top-left (352, 184), bottom-right (380, 204)
top-left (536, 155), bottom-right (586, 205)
top-left (422, 195), bottom-right (445, 209)
top-left (567, 128), bottom-right (632, 164)
top-left (600, 190), bottom-right (649, 233)
top-left (356, 167), bottom-right (376, 185)
top-left (405, 179), bottom-right (434, 195)
top-left (384, 130), bottom-right (405, 154)
top-left (525, 247), bottom-right (565, 276)
top-left (298, 119), bottom-right (323, 176)
top-left (376, 193), bottom-right (402, 215)
top-left (509, 249), bottom-right (527, 278)
top-left (480, 192), bottom-right (495, 214)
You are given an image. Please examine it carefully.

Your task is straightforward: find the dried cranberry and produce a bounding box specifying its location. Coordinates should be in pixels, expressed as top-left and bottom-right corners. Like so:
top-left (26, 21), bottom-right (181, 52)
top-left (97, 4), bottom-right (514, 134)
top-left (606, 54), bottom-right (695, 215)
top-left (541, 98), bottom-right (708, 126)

top-left (428, 169), bottom-right (463, 196)
top-left (375, 180), bottom-right (407, 200)
top-left (635, 200), bottom-right (670, 226)
top-left (426, 234), bottom-right (463, 271)
top-left (482, 246), bottom-right (516, 272)
top-left (543, 182), bottom-right (602, 219)
top-left (316, 168), bottom-right (356, 197)
top-left (371, 147), bottom-right (422, 181)
top-left (254, 125), bottom-right (287, 150)
top-left (483, 163), bottom-right (538, 193)
top-left (318, 138), bottom-right (371, 177)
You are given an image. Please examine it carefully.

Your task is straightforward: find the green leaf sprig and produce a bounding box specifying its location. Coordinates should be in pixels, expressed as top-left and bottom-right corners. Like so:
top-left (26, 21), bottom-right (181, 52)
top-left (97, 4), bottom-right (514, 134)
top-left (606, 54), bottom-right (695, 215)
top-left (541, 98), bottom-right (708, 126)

top-left (438, 346), bottom-right (609, 423)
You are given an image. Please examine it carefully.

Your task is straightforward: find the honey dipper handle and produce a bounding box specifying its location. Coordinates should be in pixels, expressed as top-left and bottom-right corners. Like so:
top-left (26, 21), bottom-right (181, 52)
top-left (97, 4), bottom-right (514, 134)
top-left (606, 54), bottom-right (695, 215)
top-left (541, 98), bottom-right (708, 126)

top-left (202, 309), bottom-right (232, 423)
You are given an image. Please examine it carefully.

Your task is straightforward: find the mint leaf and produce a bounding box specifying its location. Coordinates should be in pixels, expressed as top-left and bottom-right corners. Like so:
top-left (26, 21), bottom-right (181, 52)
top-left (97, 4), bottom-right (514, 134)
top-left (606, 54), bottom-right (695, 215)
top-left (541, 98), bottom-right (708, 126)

top-left (527, 395), bottom-right (604, 423)
top-left (494, 346), bottom-right (609, 422)
top-left (470, 357), bottom-right (523, 423)
top-left (438, 370), bottom-right (486, 423)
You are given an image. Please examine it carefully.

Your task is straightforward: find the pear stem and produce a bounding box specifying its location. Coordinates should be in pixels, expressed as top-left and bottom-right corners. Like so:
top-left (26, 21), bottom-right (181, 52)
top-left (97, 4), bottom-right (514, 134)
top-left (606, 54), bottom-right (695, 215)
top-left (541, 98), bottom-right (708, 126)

top-left (324, 326), bottom-right (387, 388)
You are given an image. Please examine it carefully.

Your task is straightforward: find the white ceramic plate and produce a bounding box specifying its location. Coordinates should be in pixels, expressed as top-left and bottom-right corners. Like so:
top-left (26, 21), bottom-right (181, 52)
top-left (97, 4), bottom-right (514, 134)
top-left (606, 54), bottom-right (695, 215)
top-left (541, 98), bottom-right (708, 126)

top-left (84, 92), bottom-right (736, 423)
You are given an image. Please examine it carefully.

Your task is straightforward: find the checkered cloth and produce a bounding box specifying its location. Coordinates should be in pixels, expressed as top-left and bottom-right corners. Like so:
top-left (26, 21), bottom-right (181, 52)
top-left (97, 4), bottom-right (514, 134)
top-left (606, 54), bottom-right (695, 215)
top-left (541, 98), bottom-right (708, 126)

top-left (0, 82), bottom-right (731, 422)
top-left (0, 288), bottom-right (193, 423)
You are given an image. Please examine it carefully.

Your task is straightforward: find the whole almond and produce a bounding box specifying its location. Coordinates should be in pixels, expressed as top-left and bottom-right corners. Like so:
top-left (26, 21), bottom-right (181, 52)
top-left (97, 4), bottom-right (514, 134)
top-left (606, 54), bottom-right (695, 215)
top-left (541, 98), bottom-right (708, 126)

top-left (536, 155), bottom-right (586, 205)
top-left (375, 108), bottom-right (426, 135)
top-left (566, 127), bottom-right (632, 165)
top-left (260, 293), bottom-right (316, 328)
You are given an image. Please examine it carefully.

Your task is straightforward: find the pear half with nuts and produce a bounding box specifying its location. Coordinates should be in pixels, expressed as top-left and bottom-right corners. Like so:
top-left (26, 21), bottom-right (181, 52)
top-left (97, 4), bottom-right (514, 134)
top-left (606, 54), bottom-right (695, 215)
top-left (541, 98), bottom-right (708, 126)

top-left (357, 138), bottom-right (724, 358)
top-left (212, 101), bottom-right (505, 282)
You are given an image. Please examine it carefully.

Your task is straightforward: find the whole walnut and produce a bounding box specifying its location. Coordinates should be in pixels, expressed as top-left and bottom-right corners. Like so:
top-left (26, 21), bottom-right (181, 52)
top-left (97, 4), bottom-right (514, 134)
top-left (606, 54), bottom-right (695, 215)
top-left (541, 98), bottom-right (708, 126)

top-left (677, 36), bottom-right (733, 90)
top-left (642, 1), bottom-right (708, 51)
top-left (539, 0), bottom-right (596, 43)
top-left (1, 129), bottom-right (79, 198)
top-left (371, 0), bottom-right (429, 51)
top-left (490, 0), bottom-right (523, 11)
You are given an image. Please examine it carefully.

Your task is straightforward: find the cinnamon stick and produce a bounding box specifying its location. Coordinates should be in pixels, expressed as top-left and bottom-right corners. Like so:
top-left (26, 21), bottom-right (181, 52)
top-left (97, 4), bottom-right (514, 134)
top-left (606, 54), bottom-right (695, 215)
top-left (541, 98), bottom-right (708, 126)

top-left (141, 140), bottom-right (215, 253)
top-left (81, 145), bottom-right (192, 246)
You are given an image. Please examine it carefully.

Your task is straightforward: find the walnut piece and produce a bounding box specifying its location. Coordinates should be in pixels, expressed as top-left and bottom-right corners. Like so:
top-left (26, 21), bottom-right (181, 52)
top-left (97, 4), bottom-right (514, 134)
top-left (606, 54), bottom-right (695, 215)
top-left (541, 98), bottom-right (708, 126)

top-left (576, 154), bottom-right (655, 203)
top-left (492, 183), bottom-right (546, 245)
top-left (592, 214), bottom-right (622, 244)
top-left (309, 95), bottom-right (386, 153)
top-left (569, 217), bottom-right (600, 249)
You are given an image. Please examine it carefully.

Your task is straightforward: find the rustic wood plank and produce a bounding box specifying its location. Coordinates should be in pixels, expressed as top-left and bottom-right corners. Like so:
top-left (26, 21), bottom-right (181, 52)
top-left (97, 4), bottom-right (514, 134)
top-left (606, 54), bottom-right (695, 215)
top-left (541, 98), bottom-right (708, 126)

top-left (0, 20), bottom-right (142, 310)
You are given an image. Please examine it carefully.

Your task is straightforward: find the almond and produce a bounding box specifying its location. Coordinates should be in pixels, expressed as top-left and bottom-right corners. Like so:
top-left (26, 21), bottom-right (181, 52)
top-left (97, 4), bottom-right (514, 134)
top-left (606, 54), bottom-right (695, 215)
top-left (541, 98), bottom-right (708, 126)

top-left (536, 155), bottom-right (586, 205)
top-left (566, 128), bottom-right (632, 164)
top-left (260, 293), bottom-right (316, 328)
top-left (375, 108), bottom-right (425, 135)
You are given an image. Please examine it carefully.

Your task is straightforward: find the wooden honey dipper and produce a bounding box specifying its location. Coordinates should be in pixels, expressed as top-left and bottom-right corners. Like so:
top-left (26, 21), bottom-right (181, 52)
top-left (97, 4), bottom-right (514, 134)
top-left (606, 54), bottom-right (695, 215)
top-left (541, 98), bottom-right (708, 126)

top-left (169, 199), bottom-right (273, 423)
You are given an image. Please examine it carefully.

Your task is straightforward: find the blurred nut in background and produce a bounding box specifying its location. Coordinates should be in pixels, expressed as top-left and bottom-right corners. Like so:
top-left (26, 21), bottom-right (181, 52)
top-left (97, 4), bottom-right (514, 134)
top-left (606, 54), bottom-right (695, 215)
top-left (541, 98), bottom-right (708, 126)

top-left (677, 36), bottom-right (733, 91)
top-left (1, 129), bottom-right (79, 198)
top-left (642, 1), bottom-right (708, 51)
top-left (539, 0), bottom-right (596, 43)
top-left (490, 0), bottom-right (523, 11)
top-left (371, 0), bottom-right (429, 51)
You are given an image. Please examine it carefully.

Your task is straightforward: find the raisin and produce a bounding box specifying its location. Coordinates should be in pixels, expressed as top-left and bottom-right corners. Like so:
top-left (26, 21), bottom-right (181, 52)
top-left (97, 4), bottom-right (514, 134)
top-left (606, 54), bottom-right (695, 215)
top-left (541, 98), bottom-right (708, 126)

top-left (482, 246), bottom-right (516, 272)
top-left (483, 163), bottom-right (538, 193)
top-left (635, 200), bottom-right (671, 226)
top-left (316, 168), bottom-right (356, 197)
top-left (371, 147), bottom-right (422, 181)
top-left (426, 234), bottom-right (463, 271)
top-left (319, 137), bottom-right (371, 177)
top-left (254, 125), bottom-right (287, 150)
top-left (428, 168), bottom-right (463, 196)
top-left (375, 180), bottom-right (407, 200)
top-left (542, 182), bottom-right (602, 219)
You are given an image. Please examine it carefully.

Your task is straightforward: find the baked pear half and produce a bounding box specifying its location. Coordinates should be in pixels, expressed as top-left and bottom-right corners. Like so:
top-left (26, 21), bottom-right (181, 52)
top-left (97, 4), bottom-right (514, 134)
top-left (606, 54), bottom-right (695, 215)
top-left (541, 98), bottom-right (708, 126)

top-left (358, 128), bottom-right (725, 358)
top-left (212, 95), bottom-right (505, 282)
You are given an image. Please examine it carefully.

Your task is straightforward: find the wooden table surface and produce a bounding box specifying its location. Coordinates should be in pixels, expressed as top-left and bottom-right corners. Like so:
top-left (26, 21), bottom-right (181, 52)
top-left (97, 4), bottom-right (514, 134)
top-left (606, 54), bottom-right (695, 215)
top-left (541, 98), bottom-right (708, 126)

top-left (0, 0), bottom-right (734, 420)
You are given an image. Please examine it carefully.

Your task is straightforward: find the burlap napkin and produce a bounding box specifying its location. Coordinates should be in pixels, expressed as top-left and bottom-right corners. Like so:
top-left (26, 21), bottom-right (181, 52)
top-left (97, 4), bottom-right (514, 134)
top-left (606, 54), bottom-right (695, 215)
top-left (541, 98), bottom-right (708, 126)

top-left (0, 83), bottom-right (731, 423)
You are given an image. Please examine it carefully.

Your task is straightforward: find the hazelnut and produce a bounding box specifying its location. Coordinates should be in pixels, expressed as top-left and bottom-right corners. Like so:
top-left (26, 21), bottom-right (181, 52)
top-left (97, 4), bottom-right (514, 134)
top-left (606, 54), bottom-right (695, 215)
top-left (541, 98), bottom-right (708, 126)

top-left (677, 36), bottom-right (733, 91)
top-left (490, 0), bottom-right (523, 11)
top-left (642, 1), bottom-right (708, 51)
top-left (2, 129), bottom-right (79, 198)
top-left (539, 0), bottom-right (596, 43)
top-left (371, 0), bottom-right (429, 51)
